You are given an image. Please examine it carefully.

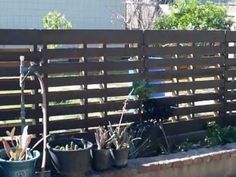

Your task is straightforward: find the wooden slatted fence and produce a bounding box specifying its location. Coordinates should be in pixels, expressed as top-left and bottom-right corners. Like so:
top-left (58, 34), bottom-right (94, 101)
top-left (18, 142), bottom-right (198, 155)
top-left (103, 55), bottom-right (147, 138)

top-left (0, 29), bottom-right (235, 141)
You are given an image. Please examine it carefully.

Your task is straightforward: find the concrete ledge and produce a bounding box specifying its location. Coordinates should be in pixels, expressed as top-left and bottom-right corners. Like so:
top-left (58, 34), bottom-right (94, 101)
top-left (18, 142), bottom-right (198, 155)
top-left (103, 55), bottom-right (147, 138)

top-left (89, 143), bottom-right (236, 177)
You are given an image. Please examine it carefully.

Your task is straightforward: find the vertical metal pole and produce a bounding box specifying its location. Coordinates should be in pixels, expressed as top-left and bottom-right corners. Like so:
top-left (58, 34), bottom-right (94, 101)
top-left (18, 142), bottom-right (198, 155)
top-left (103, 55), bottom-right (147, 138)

top-left (20, 56), bottom-right (26, 133)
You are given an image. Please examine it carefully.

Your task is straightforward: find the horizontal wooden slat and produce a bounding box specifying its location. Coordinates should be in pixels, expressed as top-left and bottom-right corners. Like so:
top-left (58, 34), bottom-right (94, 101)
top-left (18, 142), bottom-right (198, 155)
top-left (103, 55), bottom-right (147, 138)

top-left (225, 81), bottom-right (236, 89)
top-left (145, 57), bottom-right (224, 67)
top-left (0, 79), bottom-right (39, 90)
top-left (48, 100), bottom-right (139, 116)
top-left (0, 108), bottom-right (41, 120)
top-left (47, 73), bottom-right (143, 86)
top-left (0, 94), bottom-right (41, 106)
top-left (0, 51), bottom-right (40, 61)
top-left (145, 68), bottom-right (223, 79)
top-left (41, 30), bottom-right (143, 44)
top-left (226, 31), bottom-right (236, 42)
top-left (226, 59), bottom-right (236, 66)
top-left (42, 48), bottom-right (142, 59)
top-left (145, 30), bottom-right (225, 44)
top-left (48, 87), bottom-right (133, 100)
top-left (0, 29), bottom-right (40, 45)
top-left (226, 46), bottom-right (236, 53)
top-left (48, 113), bottom-right (141, 131)
top-left (225, 102), bottom-right (236, 111)
top-left (163, 117), bottom-right (221, 136)
top-left (174, 103), bottom-right (223, 116)
top-left (42, 61), bottom-right (143, 74)
top-left (145, 46), bottom-right (224, 56)
top-left (225, 70), bottom-right (236, 77)
top-left (151, 80), bottom-right (224, 93)
top-left (225, 92), bottom-right (236, 100)
top-left (157, 93), bottom-right (222, 103)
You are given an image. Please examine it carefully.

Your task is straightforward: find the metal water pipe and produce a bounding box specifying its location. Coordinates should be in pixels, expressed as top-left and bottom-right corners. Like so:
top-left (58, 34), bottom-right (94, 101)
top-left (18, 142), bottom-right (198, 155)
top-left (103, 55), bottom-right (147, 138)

top-left (19, 56), bottom-right (48, 175)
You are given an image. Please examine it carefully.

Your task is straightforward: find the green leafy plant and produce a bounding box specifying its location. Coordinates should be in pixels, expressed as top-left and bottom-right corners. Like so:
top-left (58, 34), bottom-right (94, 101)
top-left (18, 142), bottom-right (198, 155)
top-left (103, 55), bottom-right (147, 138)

top-left (205, 121), bottom-right (236, 146)
top-left (154, 0), bottom-right (233, 30)
top-left (42, 11), bottom-right (72, 30)
top-left (133, 80), bottom-right (155, 100)
top-left (175, 139), bottom-right (201, 152)
top-left (54, 141), bottom-right (81, 151)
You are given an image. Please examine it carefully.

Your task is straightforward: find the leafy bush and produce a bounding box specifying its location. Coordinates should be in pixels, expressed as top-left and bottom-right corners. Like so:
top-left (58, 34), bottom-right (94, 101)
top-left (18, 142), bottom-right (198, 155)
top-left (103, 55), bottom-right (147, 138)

top-left (154, 0), bottom-right (232, 30)
top-left (42, 11), bottom-right (72, 30)
top-left (205, 121), bottom-right (236, 146)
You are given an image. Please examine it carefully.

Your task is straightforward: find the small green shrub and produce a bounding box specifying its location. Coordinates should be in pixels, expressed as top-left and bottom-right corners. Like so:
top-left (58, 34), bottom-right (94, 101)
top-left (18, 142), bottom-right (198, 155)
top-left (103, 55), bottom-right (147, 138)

top-left (205, 121), bottom-right (236, 146)
top-left (42, 11), bottom-right (72, 30)
top-left (154, 0), bottom-right (232, 30)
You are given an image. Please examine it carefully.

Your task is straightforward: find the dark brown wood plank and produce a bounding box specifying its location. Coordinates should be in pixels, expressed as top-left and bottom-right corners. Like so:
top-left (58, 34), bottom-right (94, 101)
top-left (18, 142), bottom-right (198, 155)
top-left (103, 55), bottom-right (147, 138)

top-left (145, 68), bottom-right (223, 79)
top-left (0, 51), bottom-right (40, 62)
top-left (145, 57), bottom-right (224, 68)
top-left (151, 80), bottom-right (224, 93)
top-left (225, 70), bottom-right (236, 77)
top-left (156, 93), bottom-right (222, 103)
top-left (47, 73), bottom-right (143, 86)
top-left (144, 30), bottom-right (225, 44)
top-left (47, 87), bottom-right (133, 101)
top-left (225, 92), bottom-right (236, 100)
top-left (0, 29), bottom-right (40, 45)
top-left (163, 117), bottom-right (221, 136)
top-left (226, 46), bottom-right (236, 53)
top-left (226, 59), bottom-right (236, 66)
top-left (225, 102), bottom-right (236, 111)
top-left (48, 113), bottom-right (141, 131)
top-left (145, 46), bottom-right (224, 56)
top-left (174, 103), bottom-right (223, 116)
top-left (42, 60), bottom-right (143, 74)
top-left (42, 48), bottom-right (143, 59)
top-left (0, 108), bottom-right (42, 120)
top-left (47, 100), bottom-right (139, 116)
top-left (41, 30), bottom-right (143, 44)
top-left (225, 81), bottom-right (236, 89)
top-left (0, 94), bottom-right (41, 106)
top-left (0, 79), bottom-right (39, 90)
top-left (226, 31), bottom-right (236, 42)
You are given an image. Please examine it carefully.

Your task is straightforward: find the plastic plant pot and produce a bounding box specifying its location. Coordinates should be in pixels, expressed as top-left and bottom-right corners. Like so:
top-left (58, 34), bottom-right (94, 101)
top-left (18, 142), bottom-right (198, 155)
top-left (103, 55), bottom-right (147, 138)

top-left (92, 148), bottom-right (112, 171)
top-left (111, 147), bottom-right (129, 168)
top-left (47, 138), bottom-right (93, 177)
top-left (0, 149), bottom-right (40, 177)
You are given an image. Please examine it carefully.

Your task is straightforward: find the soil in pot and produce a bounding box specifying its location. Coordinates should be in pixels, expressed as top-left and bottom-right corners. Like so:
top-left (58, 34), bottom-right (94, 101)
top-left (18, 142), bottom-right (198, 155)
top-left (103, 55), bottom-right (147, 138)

top-left (92, 149), bottom-right (112, 171)
top-left (111, 148), bottom-right (129, 168)
top-left (47, 138), bottom-right (93, 177)
top-left (0, 149), bottom-right (40, 177)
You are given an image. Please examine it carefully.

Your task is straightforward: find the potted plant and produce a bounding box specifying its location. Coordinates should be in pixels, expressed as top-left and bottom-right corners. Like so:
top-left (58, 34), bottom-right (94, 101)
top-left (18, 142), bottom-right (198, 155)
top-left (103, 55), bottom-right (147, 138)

top-left (47, 137), bottom-right (93, 177)
top-left (107, 124), bottom-right (130, 168)
top-left (92, 127), bottom-right (112, 171)
top-left (104, 89), bottom-right (135, 168)
top-left (0, 126), bottom-right (40, 177)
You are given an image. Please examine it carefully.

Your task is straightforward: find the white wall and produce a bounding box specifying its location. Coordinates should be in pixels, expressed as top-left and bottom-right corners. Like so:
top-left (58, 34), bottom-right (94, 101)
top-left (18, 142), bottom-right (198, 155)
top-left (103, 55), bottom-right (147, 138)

top-left (0, 0), bottom-right (125, 29)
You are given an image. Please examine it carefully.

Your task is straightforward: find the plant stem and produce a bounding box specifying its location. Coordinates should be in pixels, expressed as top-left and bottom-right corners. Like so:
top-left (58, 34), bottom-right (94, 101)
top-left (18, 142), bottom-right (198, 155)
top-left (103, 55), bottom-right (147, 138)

top-left (118, 88), bottom-right (134, 132)
top-left (158, 122), bottom-right (170, 154)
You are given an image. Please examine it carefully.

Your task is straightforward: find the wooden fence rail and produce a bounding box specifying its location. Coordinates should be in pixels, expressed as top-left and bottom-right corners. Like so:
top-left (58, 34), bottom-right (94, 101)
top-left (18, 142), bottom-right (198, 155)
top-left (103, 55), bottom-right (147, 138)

top-left (0, 29), bottom-right (235, 141)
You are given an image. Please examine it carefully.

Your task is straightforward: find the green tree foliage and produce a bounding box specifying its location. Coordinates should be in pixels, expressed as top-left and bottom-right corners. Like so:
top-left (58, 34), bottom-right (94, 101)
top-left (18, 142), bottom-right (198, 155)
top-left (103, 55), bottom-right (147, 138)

top-left (154, 0), bottom-right (232, 30)
top-left (42, 11), bottom-right (72, 30)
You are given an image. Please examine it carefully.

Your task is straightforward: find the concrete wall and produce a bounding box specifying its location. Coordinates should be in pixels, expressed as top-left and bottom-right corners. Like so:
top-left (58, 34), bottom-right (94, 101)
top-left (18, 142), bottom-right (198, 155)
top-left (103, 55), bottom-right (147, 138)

top-left (90, 143), bottom-right (236, 177)
top-left (0, 0), bottom-right (124, 29)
